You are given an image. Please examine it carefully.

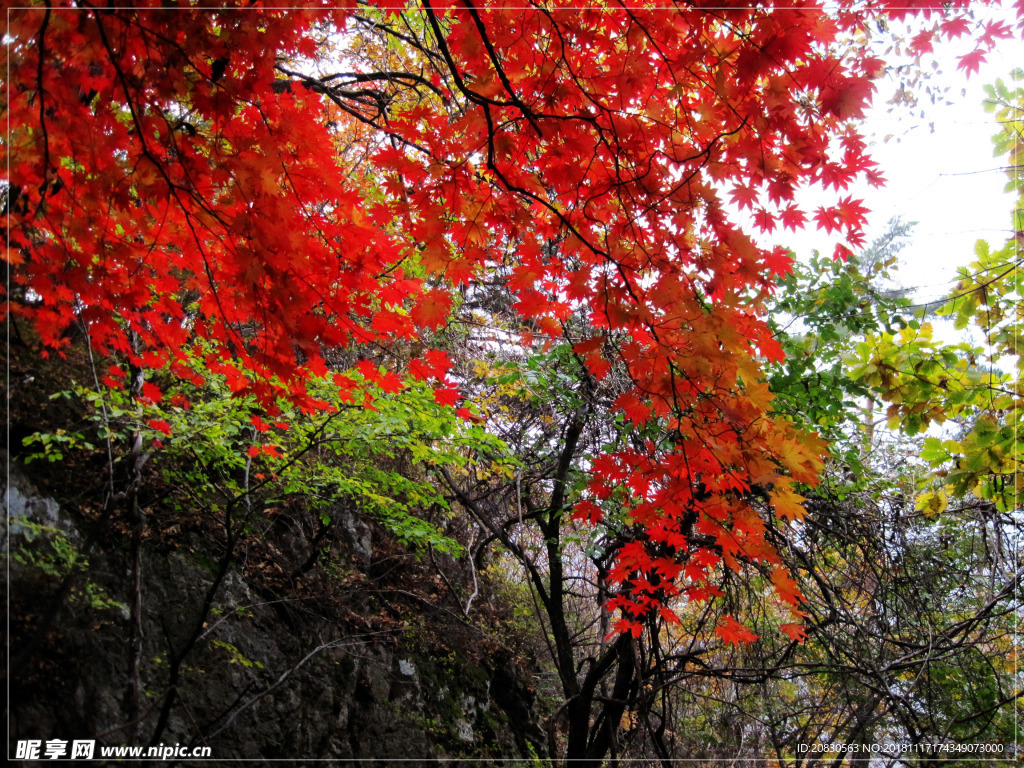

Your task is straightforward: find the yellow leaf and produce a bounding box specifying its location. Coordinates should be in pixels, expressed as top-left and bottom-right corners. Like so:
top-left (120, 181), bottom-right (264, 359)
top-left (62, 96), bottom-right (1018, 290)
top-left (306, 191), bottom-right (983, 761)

top-left (771, 482), bottom-right (807, 522)
top-left (914, 489), bottom-right (949, 517)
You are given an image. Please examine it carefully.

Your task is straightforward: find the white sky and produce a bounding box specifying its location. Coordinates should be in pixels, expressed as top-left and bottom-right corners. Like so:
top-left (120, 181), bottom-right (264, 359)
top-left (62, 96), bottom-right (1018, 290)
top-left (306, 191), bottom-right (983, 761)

top-left (781, 9), bottom-right (1022, 307)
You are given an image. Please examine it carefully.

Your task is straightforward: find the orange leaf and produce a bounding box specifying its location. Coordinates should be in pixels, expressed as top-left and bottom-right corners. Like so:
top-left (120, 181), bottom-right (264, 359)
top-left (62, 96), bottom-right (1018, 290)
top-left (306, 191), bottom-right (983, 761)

top-left (780, 623), bottom-right (808, 644)
top-left (770, 482), bottom-right (807, 522)
top-left (770, 567), bottom-right (804, 607)
top-left (659, 606), bottom-right (682, 626)
top-left (715, 615), bottom-right (758, 646)
top-left (410, 288), bottom-right (452, 330)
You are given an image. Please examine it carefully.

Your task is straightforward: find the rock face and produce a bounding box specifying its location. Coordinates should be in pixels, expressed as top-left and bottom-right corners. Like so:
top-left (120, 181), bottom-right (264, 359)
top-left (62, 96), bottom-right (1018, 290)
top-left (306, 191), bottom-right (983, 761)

top-left (5, 454), bottom-right (547, 764)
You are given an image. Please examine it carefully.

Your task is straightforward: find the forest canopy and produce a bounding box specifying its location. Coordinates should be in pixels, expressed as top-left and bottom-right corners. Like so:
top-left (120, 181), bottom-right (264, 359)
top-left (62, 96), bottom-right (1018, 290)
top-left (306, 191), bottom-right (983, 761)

top-left (4, 0), bottom-right (1022, 764)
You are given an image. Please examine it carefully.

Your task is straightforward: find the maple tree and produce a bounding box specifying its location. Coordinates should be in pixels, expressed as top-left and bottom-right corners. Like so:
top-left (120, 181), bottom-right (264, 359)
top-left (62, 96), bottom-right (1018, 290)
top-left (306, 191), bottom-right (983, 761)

top-left (450, 223), bottom-right (1020, 760)
top-left (5, 0), bottom-right (1022, 761)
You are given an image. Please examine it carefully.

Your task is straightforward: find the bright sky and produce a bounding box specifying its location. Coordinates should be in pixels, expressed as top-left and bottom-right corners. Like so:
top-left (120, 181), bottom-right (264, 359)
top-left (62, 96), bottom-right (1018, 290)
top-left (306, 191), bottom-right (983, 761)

top-left (783, 6), bottom-right (1022, 308)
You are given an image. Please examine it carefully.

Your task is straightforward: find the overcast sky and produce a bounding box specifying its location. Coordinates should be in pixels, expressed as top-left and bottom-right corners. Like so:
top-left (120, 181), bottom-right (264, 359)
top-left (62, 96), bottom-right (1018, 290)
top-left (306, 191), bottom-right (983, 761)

top-left (783, 7), bottom-right (1022, 306)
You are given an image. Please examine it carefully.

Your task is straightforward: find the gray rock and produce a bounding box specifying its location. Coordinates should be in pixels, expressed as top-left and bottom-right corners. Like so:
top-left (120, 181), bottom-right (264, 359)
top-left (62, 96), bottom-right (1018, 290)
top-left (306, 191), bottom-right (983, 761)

top-left (337, 509), bottom-right (373, 563)
top-left (6, 452), bottom-right (546, 763)
top-left (2, 449), bottom-right (77, 549)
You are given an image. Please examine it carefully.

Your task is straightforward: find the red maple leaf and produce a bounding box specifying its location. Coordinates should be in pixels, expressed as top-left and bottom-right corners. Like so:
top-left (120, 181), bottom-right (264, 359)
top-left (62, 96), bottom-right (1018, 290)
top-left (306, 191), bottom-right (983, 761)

top-left (659, 606), bottom-right (681, 626)
top-left (957, 49), bottom-right (986, 76)
top-left (715, 615), bottom-right (759, 646)
top-left (423, 349), bottom-right (453, 380)
top-left (433, 385), bottom-right (461, 407)
top-left (141, 382), bottom-right (163, 403)
top-left (819, 75), bottom-right (875, 120)
top-left (613, 391), bottom-right (652, 426)
top-left (814, 206), bottom-right (840, 234)
top-left (456, 407), bottom-right (485, 424)
top-left (762, 247), bottom-right (794, 277)
top-left (356, 360), bottom-right (384, 386)
top-left (610, 619), bottom-right (644, 639)
top-left (770, 567), bottom-right (805, 607)
top-left (410, 288), bottom-right (453, 330)
top-left (780, 623), bottom-right (808, 644)
top-left (939, 16), bottom-right (972, 38)
top-left (571, 500), bottom-right (604, 524)
top-left (779, 205), bottom-right (808, 231)
top-left (377, 370), bottom-right (405, 394)
top-left (909, 28), bottom-right (936, 55)
top-left (834, 195), bottom-right (870, 232)
top-left (729, 184), bottom-right (760, 211)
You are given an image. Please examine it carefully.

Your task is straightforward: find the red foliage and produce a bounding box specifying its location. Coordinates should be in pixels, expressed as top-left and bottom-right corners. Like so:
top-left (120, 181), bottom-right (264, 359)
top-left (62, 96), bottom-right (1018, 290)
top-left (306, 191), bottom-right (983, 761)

top-left (4, 0), bottom-right (1015, 642)
top-left (716, 615), bottom-right (760, 646)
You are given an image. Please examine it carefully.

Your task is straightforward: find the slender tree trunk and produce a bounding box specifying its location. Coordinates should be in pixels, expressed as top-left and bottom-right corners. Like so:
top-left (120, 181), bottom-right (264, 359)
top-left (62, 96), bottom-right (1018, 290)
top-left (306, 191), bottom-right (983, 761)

top-left (125, 490), bottom-right (145, 742)
top-left (124, 351), bottom-right (148, 744)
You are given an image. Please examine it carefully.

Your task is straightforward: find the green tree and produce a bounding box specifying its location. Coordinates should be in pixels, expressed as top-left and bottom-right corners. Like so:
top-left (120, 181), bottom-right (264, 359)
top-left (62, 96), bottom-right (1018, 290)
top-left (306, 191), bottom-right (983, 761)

top-left (847, 70), bottom-right (1022, 515)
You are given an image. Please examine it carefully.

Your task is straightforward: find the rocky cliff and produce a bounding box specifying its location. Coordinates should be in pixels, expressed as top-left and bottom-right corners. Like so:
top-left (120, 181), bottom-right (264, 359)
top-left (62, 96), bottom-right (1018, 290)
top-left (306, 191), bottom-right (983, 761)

top-left (5, 452), bottom-right (548, 764)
